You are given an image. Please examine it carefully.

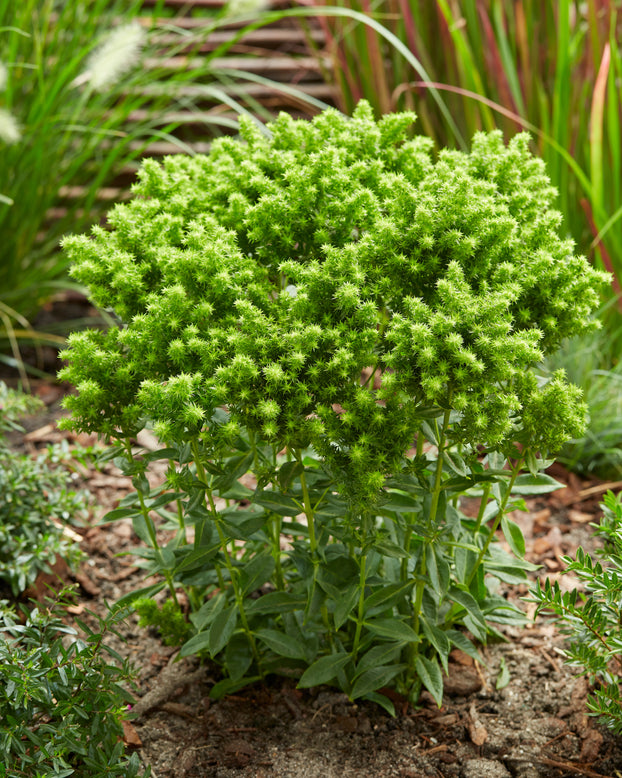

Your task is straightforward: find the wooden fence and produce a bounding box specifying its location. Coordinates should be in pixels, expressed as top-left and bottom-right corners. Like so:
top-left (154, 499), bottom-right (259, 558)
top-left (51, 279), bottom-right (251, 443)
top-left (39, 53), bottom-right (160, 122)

top-left (51, 0), bottom-right (335, 217)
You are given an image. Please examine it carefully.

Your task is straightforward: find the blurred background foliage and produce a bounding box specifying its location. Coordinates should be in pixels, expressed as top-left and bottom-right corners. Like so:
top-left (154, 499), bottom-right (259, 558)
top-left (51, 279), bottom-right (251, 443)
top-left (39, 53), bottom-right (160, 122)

top-left (0, 0), bottom-right (329, 381)
top-left (1, 0), bottom-right (621, 477)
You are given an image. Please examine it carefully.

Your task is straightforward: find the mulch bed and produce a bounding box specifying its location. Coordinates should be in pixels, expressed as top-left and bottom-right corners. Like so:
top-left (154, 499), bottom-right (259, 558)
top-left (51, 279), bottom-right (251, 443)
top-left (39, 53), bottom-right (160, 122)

top-left (5, 377), bottom-right (622, 778)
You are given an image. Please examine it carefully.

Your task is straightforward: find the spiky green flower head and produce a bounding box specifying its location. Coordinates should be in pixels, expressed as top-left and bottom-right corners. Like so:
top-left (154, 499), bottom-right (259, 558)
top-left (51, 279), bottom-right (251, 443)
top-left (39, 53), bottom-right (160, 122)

top-left (59, 102), bottom-right (608, 501)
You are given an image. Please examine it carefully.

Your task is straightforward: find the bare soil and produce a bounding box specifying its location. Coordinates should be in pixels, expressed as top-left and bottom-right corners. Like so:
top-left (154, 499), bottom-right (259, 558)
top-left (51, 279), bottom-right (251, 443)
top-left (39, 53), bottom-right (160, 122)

top-left (8, 380), bottom-right (622, 778)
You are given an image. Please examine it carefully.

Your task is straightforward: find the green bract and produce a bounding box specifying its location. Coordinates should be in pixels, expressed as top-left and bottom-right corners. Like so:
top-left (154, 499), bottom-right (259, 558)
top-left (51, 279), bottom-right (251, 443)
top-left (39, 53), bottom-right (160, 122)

top-left (59, 104), bottom-right (608, 709)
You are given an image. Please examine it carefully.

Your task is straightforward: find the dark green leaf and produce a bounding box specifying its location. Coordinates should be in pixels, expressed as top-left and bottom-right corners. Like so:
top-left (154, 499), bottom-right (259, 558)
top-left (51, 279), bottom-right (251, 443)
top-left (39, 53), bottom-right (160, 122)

top-left (116, 582), bottom-right (165, 607)
top-left (240, 553), bottom-right (275, 597)
top-left (101, 507), bottom-right (137, 522)
top-left (278, 460), bottom-right (303, 490)
top-left (213, 451), bottom-right (254, 493)
top-left (443, 450), bottom-right (468, 477)
top-left (297, 653), bottom-right (351, 688)
top-left (145, 491), bottom-right (185, 511)
top-left (361, 691), bottom-right (396, 717)
top-left (364, 618), bottom-right (420, 643)
top-left (253, 490), bottom-right (301, 517)
top-left (225, 634), bottom-right (254, 682)
top-left (427, 547), bottom-right (450, 595)
top-left (219, 480), bottom-right (254, 500)
top-left (448, 586), bottom-right (487, 628)
top-left (333, 582), bottom-right (360, 630)
top-left (245, 591), bottom-right (307, 616)
top-left (511, 473), bottom-right (564, 495)
top-left (255, 628), bottom-right (307, 660)
top-left (174, 543), bottom-right (220, 574)
top-left (179, 630), bottom-right (212, 657)
top-left (143, 447), bottom-right (180, 463)
top-left (415, 655), bottom-right (443, 707)
top-left (500, 515), bottom-right (526, 557)
top-left (380, 493), bottom-right (421, 513)
top-left (351, 665), bottom-right (406, 700)
top-left (209, 675), bottom-right (261, 700)
top-left (364, 581), bottom-right (414, 616)
top-left (355, 643), bottom-right (404, 676)
top-left (209, 604), bottom-right (238, 657)
top-left (420, 617), bottom-right (451, 671)
top-left (485, 566), bottom-right (529, 585)
top-left (189, 593), bottom-right (226, 631)
top-left (373, 540), bottom-right (410, 559)
top-left (446, 629), bottom-right (481, 664)
top-left (221, 507), bottom-right (266, 540)
top-left (132, 514), bottom-right (156, 547)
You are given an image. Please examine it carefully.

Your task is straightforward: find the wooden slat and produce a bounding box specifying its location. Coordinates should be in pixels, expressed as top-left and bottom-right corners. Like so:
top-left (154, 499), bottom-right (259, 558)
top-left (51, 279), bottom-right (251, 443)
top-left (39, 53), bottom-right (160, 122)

top-left (153, 28), bottom-right (324, 47)
top-left (133, 81), bottom-right (334, 99)
top-left (144, 54), bottom-right (325, 72)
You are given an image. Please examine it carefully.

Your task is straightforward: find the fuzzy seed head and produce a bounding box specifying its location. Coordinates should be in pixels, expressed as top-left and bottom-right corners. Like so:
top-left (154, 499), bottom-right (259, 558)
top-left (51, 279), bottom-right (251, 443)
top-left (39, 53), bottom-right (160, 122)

top-left (80, 23), bottom-right (146, 91)
top-left (0, 109), bottom-right (20, 144)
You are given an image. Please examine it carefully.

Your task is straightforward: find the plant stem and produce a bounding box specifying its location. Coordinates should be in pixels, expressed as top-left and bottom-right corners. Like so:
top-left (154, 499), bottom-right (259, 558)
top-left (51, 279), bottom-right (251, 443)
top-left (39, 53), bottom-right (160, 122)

top-left (123, 439), bottom-right (180, 608)
top-left (272, 515), bottom-right (285, 590)
top-left (466, 457), bottom-right (524, 588)
top-left (351, 508), bottom-right (373, 664)
top-left (293, 447), bottom-right (333, 635)
top-left (191, 440), bottom-right (261, 669)
top-left (473, 482), bottom-right (492, 534)
top-left (254, 429), bottom-right (284, 590)
top-left (295, 448), bottom-right (318, 556)
top-left (412, 409), bottom-right (450, 631)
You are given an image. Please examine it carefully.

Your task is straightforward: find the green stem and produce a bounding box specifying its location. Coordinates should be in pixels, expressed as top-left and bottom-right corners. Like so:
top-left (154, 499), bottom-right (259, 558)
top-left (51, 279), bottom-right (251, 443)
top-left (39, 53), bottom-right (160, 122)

top-left (295, 448), bottom-right (318, 555)
top-left (473, 482), bottom-right (492, 534)
top-left (411, 544), bottom-right (427, 639)
top-left (466, 458), bottom-right (524, 588)
top-left (176, 497), bottom-right (185, 544)
top-left (428, 407), bottom-right (451, 525)
top-left (293, 448), bottom-right (334, 640)
top-left (123, 439), bottom-right (180, 608)
top-left (351, 545), bottom-right (368, 663)
top-left (400, 527), bottom-right (412, 584)
top-left (191, 440), bottom-right (262, 669)
top-left (410, 407), bottom-right (451, 674)
top-left (272, 515), bottom-right (285, 590)
top-left (416, 428), bottom-right (424, 457)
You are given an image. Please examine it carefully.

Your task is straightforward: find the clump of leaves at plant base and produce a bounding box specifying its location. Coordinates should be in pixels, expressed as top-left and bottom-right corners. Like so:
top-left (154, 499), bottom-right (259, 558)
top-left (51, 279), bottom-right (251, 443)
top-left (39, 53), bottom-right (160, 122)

top-left (0, 589), bottom-right (149, 778)
top-left (58, 103), bottom-right (608, 713)
top-left (532, 489), bottom-right (622, 735)
top-left (0, 382), bottom-right (86, 597)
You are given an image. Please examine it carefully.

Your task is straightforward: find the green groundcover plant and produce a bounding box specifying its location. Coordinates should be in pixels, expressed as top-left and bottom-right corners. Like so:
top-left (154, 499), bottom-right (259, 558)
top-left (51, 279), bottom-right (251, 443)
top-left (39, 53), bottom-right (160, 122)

top-left (0, 589), bottom-right (148, 778)
top-left (0, 383), bottom-right (86, 597)
top-left (59, 103), bottom-right (608, 712)
top-left (532, 490), bottom-right (622, 735)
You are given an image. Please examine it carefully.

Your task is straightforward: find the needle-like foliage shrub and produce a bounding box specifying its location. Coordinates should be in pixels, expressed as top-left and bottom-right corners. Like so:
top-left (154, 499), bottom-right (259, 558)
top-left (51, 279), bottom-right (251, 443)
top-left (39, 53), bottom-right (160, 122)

top-left (59, 103), bottom-right (607, 711)
top-left (0, 590), bottom-right (148, 777)
top-left (0, 383), bottom-right (85, 597)
top-left (533, 490), bottom-right (622, 735)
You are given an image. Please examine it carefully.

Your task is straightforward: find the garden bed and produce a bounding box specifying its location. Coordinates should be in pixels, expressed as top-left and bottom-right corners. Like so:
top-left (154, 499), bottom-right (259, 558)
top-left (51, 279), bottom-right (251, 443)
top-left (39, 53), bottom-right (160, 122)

top-left (8, 383), bottom-right (622, 778)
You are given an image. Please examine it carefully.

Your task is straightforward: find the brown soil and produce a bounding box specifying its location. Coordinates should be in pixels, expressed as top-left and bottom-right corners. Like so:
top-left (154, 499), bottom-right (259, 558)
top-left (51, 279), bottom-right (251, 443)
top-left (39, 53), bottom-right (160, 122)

top-left (8, 379), bottom-right (622, 778)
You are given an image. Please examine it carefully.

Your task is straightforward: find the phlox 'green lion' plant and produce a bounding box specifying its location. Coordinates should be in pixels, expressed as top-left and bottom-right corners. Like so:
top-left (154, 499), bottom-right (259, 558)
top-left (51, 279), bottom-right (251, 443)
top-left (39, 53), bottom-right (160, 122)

top-left (59, 103), bottom-right (608, 712)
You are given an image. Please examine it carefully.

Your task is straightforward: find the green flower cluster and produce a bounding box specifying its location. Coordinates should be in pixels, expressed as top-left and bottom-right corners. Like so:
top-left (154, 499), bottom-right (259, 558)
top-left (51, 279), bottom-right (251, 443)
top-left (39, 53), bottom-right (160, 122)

top-left (59, 102), bottom-right (607, 501)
